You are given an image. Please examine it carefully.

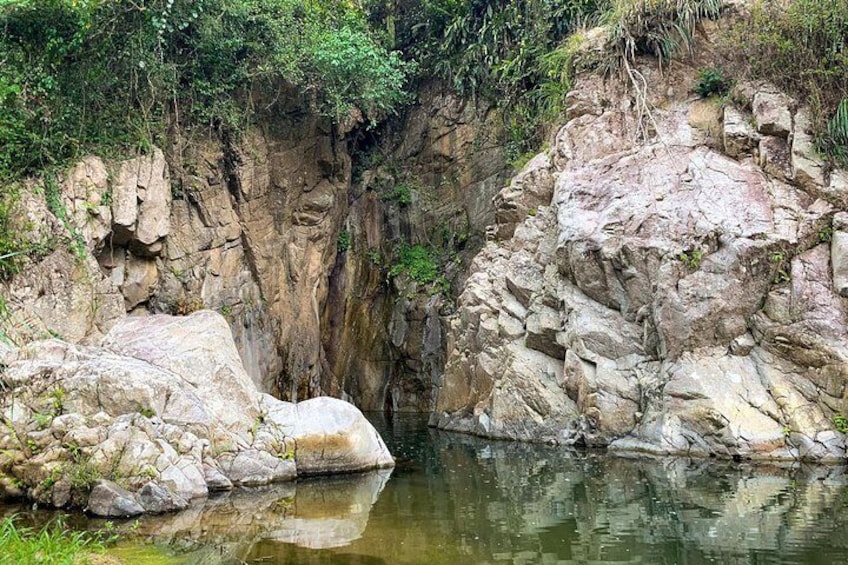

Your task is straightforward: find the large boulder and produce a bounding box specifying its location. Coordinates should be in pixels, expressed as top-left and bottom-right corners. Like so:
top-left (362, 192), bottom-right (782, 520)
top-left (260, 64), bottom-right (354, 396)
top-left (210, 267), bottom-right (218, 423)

top-left (0, 311), bottom-right (394, 514)
top-left (262, 396), bottom-right (395, 475)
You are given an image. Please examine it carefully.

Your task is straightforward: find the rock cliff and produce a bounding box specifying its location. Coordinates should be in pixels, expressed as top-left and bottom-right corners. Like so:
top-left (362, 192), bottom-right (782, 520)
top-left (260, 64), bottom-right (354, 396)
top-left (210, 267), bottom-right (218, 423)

top-left (432, 63), bottom-right (848, 461)
top-left (0, 84), bottom-right (505, 412)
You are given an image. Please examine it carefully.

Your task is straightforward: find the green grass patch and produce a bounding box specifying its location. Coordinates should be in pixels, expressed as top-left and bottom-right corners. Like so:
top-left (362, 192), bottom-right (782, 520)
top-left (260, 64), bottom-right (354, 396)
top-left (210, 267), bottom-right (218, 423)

top-left (0, 516), bottom-right (106, 565)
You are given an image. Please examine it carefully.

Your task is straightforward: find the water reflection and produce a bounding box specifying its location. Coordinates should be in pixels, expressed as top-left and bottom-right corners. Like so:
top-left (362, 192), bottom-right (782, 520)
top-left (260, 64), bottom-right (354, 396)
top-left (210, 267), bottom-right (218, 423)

top-left (134, 470), bottom-right (393, 562)
top-left (4, 414), bottom-right (847, 564)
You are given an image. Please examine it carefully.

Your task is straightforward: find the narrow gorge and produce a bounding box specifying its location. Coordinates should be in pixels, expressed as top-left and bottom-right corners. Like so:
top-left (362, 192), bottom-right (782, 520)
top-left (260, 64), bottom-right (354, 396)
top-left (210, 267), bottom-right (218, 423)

top-left (1, 1), bottom-right (848, 560)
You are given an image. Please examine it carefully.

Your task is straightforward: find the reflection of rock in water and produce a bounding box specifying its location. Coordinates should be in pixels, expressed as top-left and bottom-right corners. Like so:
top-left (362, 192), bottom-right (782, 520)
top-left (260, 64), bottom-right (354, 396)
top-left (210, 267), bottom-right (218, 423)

top-left (432, 433), bottom-right (848, 564)
top-left (260, 471), bottom-right (391, 549)
top-left (129, 469), bottom-right (391, 562)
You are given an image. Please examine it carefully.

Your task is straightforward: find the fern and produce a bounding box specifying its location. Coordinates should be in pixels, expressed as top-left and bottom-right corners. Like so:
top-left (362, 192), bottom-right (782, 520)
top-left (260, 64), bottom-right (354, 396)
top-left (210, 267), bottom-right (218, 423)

top-left (824, 98), bottom-right (848, 167)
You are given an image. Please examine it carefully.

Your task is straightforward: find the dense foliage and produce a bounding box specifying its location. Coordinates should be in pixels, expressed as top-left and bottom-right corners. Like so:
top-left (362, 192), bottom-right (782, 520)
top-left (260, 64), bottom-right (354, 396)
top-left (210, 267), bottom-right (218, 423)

top-left (0, 0), bottom-right (410, 180)
top-left (366, 0), bottom-right (606, 161)
top-left (724, 0), bottom-right (848, 165)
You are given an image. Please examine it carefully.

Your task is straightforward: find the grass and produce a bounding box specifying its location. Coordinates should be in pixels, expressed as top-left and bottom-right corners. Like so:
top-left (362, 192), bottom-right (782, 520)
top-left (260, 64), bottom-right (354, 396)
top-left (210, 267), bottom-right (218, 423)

top-left (0, 516), bottom-right (107, 565)
top-left (602, 0), bottom-right (723, 70)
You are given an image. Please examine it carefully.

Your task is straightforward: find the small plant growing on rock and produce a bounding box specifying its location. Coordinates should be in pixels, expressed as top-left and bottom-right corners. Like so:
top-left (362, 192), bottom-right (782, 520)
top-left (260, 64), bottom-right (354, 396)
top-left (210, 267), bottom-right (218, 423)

top-left (337, 229), bottom-right (352, 253)
top-left (770, 252), bottom-right (791, 283)
top-left (695, 67), bottom-right (732, 99)
top-left (819, 226), bottom-right (834, 243)
top-left (32, 411), bottom-right (53, 430)
top-left (385, 184), bottom-right (413, 206)
top-left (678, 249), bottom-right (703, 270)
top-left (821, 98), bottom-right (848, 168)
top-left (366, 248), bottom-right (382, 265)
top-left (66, 460), bottom-right (102, 491)
top-left (175, 296), bottom-right (204, 315)
top-left (834, 414), bottom-right (848, 433)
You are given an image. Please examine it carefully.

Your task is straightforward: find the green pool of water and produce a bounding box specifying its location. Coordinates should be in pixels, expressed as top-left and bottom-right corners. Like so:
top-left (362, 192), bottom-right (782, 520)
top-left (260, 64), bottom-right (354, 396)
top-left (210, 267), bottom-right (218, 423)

top-left (4, 413), bottom-right (848, 564)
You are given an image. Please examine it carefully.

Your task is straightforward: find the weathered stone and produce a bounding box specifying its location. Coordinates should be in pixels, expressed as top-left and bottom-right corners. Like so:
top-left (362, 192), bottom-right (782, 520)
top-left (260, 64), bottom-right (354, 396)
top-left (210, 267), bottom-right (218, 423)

top-left (272, 397), bottom-right (394, 475)
top-left (1, 251), bottom-right (125, 345)
top-left (202, 461), bottom-right (233, 491)
top-left (730, 333), bottom-right (757, 356)
top-left (723, 106), bottom-right (758, 158)
top-left (159, 460), bottom-right (208, 500)
top-left (752, 86), bottom-right (793, 137)
top-left (687, 99), bottom-right (723, 149)
top-left (791, 109), bottom-right (827, 191)
top-left (62, 156), bottom-right (113, 251)
top-left (87, 480), bottom-right (144, 517)
top-left (216, 450), bottom-right (296, 486)
top-left (493, 153), bottom-right (555, 240)
top-left (832, 213), bottom-right (848, 297)
top-left (525, 305), bottom-right (565, 360)
top-left (0, 312), bottom-right (395, 514)
top-left (137, 481), bottom-right (188, 514)
top-left (434, 61), bottom-right (848, 461)
top-left (101, 310), bottom-right (260, 431)
top-left (121, 255), bottom-right (158, 309)
top-left (758, 136), bottom-right (792, 182)
top-left (134, 147), bottom-right (172, 248)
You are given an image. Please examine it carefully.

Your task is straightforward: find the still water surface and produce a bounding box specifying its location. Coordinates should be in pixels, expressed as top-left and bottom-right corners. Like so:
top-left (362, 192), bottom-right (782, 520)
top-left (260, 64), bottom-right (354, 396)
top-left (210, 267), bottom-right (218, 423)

top-left (5, 413), bottom-right (848, 564)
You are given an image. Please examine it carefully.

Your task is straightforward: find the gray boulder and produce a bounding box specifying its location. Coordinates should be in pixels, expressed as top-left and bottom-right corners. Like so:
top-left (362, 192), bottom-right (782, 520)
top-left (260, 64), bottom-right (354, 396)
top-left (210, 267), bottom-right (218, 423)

top-left (87, 480), bottom-right (144, 517)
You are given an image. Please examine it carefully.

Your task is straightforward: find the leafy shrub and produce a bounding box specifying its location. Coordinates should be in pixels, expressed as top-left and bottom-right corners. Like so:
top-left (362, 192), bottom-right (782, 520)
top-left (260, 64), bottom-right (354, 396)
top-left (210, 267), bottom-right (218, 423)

top-left (0, 187), bottom-right (25, 279)
top-left (390, 244), bottom-right (440, 284)
top-left (821, 98), bottom-right (848, 168)
top-left (0, 0), bottom-right (411, 181)
top-left (337, 229), bottom-right (352, 252)
top-left (695, 67), bottom-right (732, 98)
top-left (385, 183), bottom-right (413, 205)
top-left (722, 0), bottom-right (848, 163)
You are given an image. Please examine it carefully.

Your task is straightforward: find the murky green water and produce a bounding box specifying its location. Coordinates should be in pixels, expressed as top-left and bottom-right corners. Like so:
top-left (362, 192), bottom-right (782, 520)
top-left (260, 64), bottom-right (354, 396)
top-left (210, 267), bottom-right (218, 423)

top-left (4, 413), bottom-right (848, 564)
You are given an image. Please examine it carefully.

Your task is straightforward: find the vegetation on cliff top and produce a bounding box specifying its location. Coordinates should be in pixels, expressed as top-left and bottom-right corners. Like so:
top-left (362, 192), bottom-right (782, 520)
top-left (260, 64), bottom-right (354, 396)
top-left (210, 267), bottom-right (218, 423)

top-left (0, 0), bottom-right (411, 181)
top-left (723, 0), bottom-right (848, 167)
top-left (1, 0), bottom-right (846, 185)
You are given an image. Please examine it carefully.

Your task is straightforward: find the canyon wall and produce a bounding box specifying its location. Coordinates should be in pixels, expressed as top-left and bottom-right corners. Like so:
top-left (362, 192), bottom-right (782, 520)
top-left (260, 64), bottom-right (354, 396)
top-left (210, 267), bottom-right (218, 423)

top-left (0, 84), bottom-right (505, 412)
top-left (431, 60), bottom-right (848, 461)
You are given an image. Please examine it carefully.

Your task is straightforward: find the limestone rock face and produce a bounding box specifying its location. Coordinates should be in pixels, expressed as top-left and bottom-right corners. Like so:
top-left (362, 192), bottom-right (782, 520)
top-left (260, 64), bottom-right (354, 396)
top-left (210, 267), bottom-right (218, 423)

top-left (434, 64), bottom-right (848, 461)
top-left (0, 312), bottom-right (393, 513)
